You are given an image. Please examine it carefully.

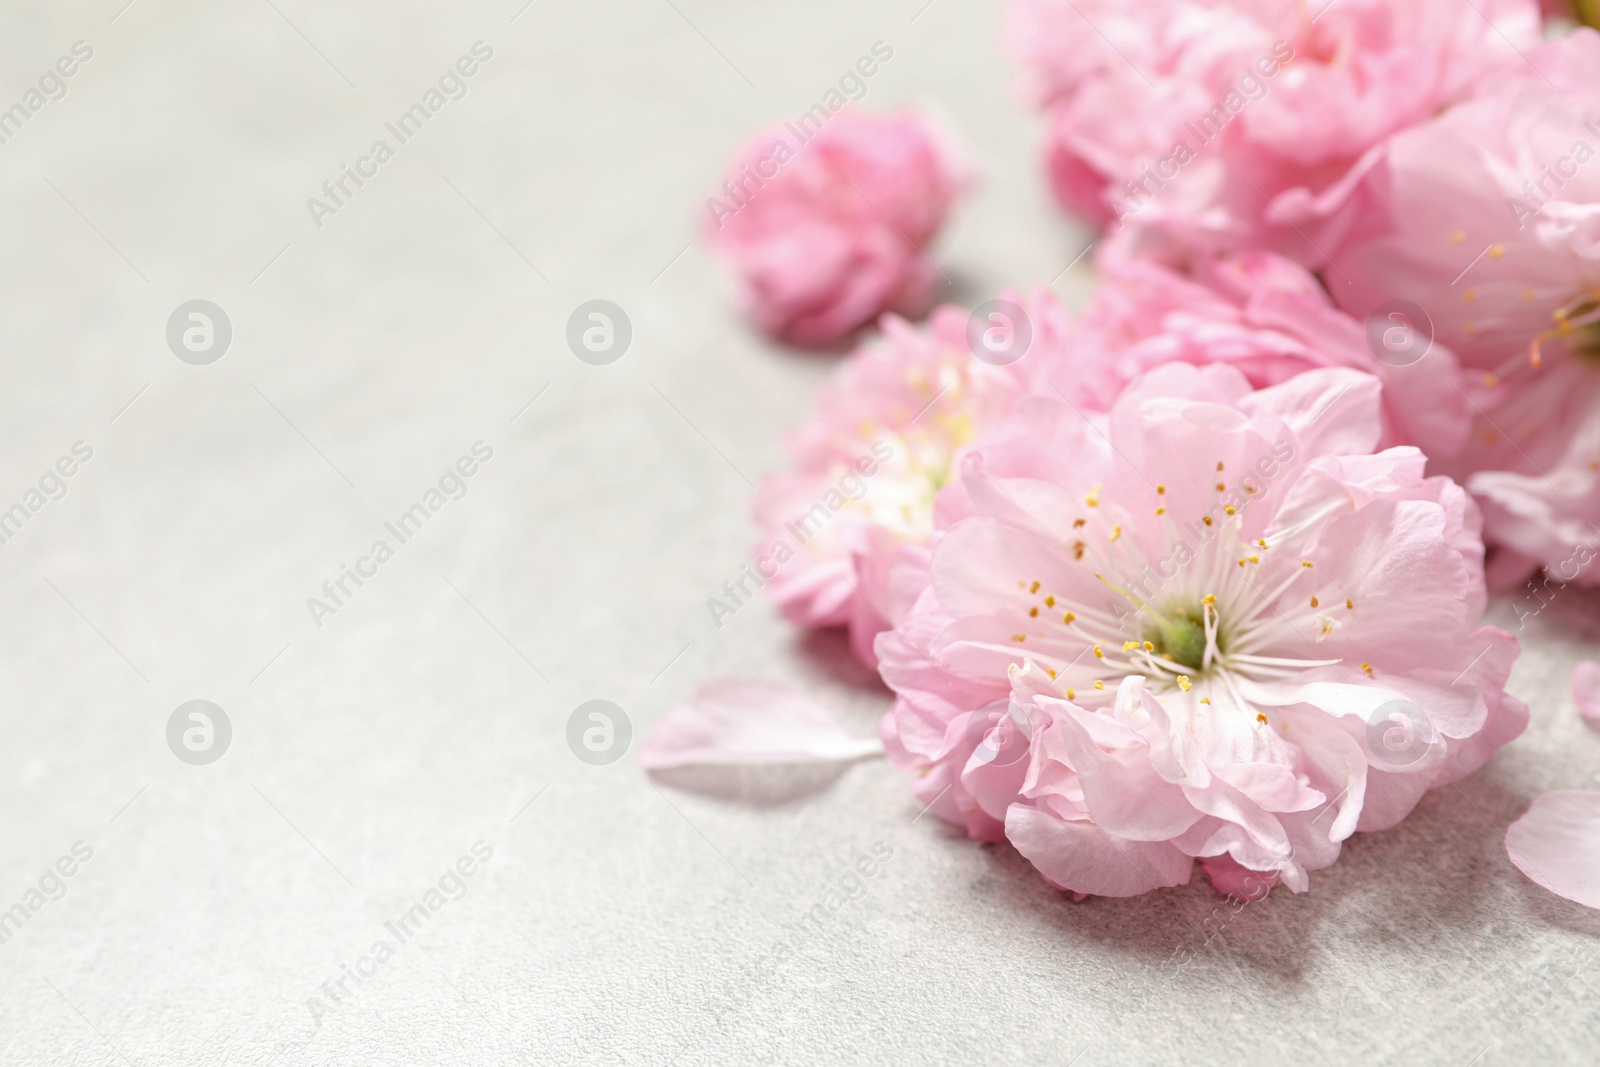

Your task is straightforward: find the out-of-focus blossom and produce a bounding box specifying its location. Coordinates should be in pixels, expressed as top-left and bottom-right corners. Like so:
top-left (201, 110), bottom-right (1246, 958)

top-left (702, 108), bottom-right (969, 346)
top-left (1329, 29), bottom-right (1600, 587)
top-left (877, 364), bottom-right (1525, 897)
top-left (747, 297), bottom-right (1061, 665)
top-left (1039, 250), bottom-right (1471, 456)
top-left (1005, 0), bottom-right (1542, 269)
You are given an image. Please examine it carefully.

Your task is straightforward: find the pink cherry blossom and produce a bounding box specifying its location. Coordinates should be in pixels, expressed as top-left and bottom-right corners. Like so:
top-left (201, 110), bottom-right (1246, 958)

top-left (1004, 0), bottom-right (1541, 269)
top-left (876, 363), bottom-right (1526, 897)
top-left (1328, 30), bottom-right (1600, 588)
top-left (749, 298), bottom-right (1056, 666)
top-left (702, 108), bottom-right (970, 346)
top-left (1039, 251), bottom-right (1471, 456)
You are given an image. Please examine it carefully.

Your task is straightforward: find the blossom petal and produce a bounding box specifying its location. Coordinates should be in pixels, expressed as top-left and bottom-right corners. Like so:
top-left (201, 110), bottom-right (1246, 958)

top-left (1044, 702), bottom-right (1203, 841)
top-left (639, 678), bottom-right (882, 768)
top-left (1573, 660), bottom-right (1600, 724)
top-left (1199, 854), bottom-right (1275, 901)
top-left (1505, 791), bottom-right (1600, 910)
top-left (1238, 367), bottom-right (1383, 458)
top-left (1005, 805), bottom-right (1193, 897)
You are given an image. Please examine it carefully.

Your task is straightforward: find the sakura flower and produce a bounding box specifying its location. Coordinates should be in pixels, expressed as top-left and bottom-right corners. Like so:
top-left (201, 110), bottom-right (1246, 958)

top-left (702, 108), bottom-right (969, 346)
top-left (749, 298), bottom-right (1058, 666)
top-left (1040, 250), bottom-right (1470, 456)
top-left (1328, 29), bottom-right (1600, 587)
top-left (1004, 0), bottom-right (1541, 269)
top-left (877, 364), bottom-right (1526, 897)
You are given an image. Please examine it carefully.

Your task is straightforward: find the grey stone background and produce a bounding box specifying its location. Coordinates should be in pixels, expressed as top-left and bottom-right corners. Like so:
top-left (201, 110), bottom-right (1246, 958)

top-left (0, 1), bottom-right (1594, 1064)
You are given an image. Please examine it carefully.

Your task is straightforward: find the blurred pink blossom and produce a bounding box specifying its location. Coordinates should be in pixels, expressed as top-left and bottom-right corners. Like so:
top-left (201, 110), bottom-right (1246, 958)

top-left (1005, 0), bottom-right (1541, 269)
top-left (1037, 250), bottom-right (1471, 456)
top-left (703, 108), bottom-right (969, 346)
top-left (1328, 29), bottom-right (1600, 588)
top-left (746, 297), bottom-right (1057, 665)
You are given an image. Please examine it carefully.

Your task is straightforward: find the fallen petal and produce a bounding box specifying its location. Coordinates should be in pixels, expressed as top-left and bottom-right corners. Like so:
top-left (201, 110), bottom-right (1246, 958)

top-left (639, 678), bottom-right (883, 769)
top-left (1573, 660), bottom-right (1600, 724)
top-left (1505, 790), bottom-right (1600, 910)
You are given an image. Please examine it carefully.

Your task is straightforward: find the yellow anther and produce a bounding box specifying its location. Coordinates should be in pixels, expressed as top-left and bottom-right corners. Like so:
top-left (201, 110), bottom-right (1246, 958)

top-left (1012, 634), bottom-right (1026, 643)
top-left (1177, 675), bottom-right (1192, 692)
top-left (1345, 598), bottom-right (1353, 610)
top-left (1093, 680), bottom-right (1106, 691)
top-left (1361, 662), bottom-right (1374, 678)
top-left (1093, 645), bottom-right (1104, 659)
top-left (1202, 594), bottom-right (1217, 605)
top-left (1310, 595), bottom-right (1319, 608)
top-left (1029, 607), bottom-right (1039, 618)
top-left (1062, 612), bottom-right (1076, 624)
top-left (1224, 505), bottom-right (1237, 516)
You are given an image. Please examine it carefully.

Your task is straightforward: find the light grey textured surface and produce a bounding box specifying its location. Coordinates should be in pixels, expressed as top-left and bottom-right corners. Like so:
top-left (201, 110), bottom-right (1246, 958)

top-left (0, 2), bottom-right (1596, 1065)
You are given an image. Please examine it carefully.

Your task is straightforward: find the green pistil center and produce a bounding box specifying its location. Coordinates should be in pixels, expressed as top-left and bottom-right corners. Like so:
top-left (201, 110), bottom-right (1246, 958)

top-left (1144, 606), bottom-right (1216, 672)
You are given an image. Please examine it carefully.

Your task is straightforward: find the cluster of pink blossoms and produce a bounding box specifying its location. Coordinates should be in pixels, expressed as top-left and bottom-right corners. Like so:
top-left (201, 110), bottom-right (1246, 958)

top-left (664, 5), bottom-right (1600, 908)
